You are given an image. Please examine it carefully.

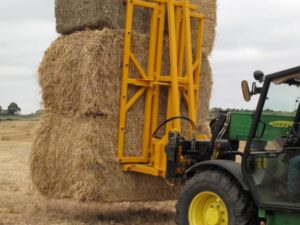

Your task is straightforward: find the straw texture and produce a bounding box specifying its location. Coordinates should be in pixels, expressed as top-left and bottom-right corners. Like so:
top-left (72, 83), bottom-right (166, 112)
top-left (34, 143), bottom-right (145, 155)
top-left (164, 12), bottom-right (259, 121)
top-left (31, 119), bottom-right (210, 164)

top-left (55, 0), bottom-right (217, 54)
top-left (31, 28), bottom-right (213, 202)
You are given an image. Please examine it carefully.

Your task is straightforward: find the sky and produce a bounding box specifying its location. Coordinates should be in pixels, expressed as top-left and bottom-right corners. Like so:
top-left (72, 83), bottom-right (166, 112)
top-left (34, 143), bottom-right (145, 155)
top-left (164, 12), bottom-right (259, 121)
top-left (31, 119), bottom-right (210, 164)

top-left (0, 1), bottom-right (57, 114)
top-left (210, 1), bottom-right (300, 110)
top-left (0, 0), bottom-right (300, 114)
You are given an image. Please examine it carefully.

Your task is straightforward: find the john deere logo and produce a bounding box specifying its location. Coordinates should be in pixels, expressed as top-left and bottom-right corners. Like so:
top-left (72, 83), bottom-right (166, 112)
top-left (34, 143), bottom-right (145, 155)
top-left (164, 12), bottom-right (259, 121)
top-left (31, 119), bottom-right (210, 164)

top-left (269, 121), bottom-right (293, 128)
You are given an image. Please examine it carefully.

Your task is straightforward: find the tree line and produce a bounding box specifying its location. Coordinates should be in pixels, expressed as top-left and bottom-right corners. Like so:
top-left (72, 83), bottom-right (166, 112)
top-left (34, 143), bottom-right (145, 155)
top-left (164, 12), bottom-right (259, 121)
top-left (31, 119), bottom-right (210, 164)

top-left (209, 107), bottom-right (278, 119)
top-left (209, 107), bottom-right (254, 119)
top-left (0, 103), bottom-right (21, 115)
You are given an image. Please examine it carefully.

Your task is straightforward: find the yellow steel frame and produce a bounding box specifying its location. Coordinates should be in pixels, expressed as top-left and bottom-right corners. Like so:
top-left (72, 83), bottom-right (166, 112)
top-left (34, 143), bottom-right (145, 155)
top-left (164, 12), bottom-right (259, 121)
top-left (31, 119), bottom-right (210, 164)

top-left (118, 0), bottom-right (205, 177)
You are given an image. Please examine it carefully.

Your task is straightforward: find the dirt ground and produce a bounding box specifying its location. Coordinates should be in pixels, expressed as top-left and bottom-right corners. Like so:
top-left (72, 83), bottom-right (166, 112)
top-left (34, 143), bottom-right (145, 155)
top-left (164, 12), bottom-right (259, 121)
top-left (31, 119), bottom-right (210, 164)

top-left (0, 119), bottom-right (176, 225)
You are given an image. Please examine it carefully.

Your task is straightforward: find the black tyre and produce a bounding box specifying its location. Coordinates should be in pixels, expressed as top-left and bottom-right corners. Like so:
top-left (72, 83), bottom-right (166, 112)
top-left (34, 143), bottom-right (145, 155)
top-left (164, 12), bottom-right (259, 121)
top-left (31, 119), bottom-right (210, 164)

top-left (176, 169), bottom-right (258, 225)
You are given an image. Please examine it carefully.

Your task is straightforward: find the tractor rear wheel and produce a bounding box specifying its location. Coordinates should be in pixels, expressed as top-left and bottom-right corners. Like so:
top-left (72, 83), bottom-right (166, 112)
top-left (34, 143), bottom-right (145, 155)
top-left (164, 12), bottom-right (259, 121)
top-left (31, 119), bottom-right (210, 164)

top-left (176, 169), bottom-right (258, 225)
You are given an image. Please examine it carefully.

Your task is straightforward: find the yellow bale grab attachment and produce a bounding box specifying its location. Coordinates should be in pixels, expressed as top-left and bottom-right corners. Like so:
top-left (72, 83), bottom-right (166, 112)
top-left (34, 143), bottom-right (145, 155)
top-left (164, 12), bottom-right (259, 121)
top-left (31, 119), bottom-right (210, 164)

top-left (118, 0), bottom-right (205, 178)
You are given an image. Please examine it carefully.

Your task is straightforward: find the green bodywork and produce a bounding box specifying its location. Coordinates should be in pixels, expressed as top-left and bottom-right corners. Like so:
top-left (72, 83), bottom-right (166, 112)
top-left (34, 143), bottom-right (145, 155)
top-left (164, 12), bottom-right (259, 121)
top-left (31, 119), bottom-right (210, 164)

top-left (268, 212), bottom-right (300, 225)
top-left (229, 112), bottom-right (299, 224)
top-left (259, 209), bottom-right (300, 225)
top-left (228, 112), bottom-right (294, 141)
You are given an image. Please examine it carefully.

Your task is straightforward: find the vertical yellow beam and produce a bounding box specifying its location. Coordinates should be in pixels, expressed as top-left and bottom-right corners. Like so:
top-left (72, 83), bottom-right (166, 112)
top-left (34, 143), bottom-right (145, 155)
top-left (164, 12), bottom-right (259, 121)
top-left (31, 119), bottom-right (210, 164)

top-left (177, 8), bottom-right (185, 77)
top-left (141, 6), bottom-right (159, 160)
top-left (193, 17), bottom-right (204, 123)
top-left (176, 7), bottom-right (185, 120)
top-left (165, 87), bottom-right (173, 134)
top-left (167, 0), bottom-right (181, 131)
top-left (150, 3), bottom-right (166, 164)
top-left (118, 1), bottom-right (134, 161)
top-left (182, 0), bottom-right (196, 135)
top-left (175, 6), bottom-right (181, 49)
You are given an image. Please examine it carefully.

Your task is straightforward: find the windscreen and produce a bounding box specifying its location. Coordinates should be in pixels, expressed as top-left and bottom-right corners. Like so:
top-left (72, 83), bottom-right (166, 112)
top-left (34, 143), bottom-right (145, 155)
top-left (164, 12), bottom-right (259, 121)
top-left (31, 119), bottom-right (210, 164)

top-left (252, 77), bottom-right (300, 151)
top-left (248, 75), bottom-right (300, 209)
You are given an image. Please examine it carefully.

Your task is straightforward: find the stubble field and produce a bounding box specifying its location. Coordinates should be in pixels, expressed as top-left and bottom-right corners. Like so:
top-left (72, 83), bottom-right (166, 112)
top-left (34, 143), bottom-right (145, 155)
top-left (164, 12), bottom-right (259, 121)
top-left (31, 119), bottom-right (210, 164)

top-left (0, 119), bottom-right (176, 225)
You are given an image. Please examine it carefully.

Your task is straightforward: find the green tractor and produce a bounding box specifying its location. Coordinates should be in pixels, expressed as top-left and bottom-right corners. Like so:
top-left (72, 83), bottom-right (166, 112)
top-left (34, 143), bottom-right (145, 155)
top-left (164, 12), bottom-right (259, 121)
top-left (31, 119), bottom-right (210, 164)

top-left (176, 66), bottom-right (300, 225)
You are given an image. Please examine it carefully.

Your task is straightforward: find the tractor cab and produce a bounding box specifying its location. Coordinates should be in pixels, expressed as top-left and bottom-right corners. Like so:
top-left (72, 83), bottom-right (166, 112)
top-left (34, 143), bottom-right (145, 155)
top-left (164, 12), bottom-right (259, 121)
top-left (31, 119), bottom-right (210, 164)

top-left (177, 67), bottom-right (300, 225)
top-left (242, 66), bottom-right (300, 212)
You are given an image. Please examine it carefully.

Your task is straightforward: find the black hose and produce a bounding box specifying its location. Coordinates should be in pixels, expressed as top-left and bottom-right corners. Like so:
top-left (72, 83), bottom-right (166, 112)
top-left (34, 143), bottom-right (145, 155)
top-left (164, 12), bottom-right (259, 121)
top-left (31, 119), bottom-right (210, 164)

top-left (152, 116), bottom-right (197, 138)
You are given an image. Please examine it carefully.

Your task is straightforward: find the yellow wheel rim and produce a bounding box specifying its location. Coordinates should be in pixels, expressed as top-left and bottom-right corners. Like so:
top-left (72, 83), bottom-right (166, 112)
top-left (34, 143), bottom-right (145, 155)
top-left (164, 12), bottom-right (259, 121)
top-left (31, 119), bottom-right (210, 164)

top-left (188, 191), bottom-right (228, 225)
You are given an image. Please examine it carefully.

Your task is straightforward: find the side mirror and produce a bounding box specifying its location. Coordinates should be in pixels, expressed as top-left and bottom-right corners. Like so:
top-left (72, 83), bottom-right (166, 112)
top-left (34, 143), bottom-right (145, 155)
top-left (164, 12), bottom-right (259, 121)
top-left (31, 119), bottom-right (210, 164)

top-left (241, 80), bottom-right (251, 102)
top-left (251, 82), bottom-right (262, 95)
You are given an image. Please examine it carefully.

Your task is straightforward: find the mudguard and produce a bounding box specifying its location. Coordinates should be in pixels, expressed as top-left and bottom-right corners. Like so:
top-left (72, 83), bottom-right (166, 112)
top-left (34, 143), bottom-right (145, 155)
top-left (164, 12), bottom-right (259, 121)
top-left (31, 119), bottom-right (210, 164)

top-left (186, 160), bottom-right (249, 191)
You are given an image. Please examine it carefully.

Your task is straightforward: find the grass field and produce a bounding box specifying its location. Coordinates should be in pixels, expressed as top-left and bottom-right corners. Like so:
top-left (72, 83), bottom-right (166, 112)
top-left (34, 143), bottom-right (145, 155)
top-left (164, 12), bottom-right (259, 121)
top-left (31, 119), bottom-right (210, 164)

top-left (0, 114), bottom-right (40, 121)
top-left (0, 119), bottom-right (176, 225)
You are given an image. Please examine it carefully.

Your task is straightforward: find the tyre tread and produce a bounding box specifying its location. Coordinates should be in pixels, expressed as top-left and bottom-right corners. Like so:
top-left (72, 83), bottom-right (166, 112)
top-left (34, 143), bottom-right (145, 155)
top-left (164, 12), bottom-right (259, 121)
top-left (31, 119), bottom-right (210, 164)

top-left (176, 168), bottom-right (258, 225)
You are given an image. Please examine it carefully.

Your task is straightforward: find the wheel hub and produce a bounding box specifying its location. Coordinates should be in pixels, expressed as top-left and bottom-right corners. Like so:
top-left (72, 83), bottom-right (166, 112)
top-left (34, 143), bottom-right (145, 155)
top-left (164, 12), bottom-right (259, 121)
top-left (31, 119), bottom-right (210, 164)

top-left (205, 207), bottom-right (220, 225)
top-left (188, 191), bottom-right (228, 225)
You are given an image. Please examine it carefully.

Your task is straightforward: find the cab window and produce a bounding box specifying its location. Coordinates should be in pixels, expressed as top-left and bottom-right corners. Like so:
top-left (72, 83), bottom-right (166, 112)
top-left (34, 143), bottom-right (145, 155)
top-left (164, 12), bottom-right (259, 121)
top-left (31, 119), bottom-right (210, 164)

top-left (248, 77), bottom-right (300, 209)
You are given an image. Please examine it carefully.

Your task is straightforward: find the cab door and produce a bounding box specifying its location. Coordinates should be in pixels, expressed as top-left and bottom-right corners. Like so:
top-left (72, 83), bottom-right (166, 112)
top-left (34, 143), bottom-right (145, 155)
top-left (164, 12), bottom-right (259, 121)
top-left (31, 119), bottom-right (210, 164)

top-left (243, 75), bottom-right (300, 211)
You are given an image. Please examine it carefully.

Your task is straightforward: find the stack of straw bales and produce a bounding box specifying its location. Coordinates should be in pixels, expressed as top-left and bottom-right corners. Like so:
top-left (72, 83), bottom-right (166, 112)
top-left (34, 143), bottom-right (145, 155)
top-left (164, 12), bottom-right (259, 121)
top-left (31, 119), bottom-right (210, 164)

top-left (30, 0), bottom-right (217, 202)
top-left (55, 0), bottom-right (216, 54)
